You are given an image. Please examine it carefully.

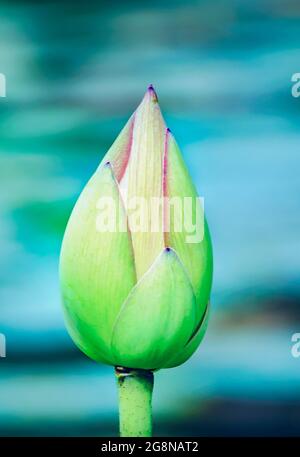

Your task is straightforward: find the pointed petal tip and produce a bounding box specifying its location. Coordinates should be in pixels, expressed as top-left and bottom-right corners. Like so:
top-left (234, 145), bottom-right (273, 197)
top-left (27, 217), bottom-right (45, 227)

top-left (165, 128), bottom-right (176, 146)
top-left (164, 246), bottom-right (175, 256)
top-left (164, 127), bottom-right (173, 150)
top-left (101, 161), bottom-right (116, 181)
top-left (103, 161), bottom-right (114, 174)
top-left (147, 84), bottom-right (158, 102)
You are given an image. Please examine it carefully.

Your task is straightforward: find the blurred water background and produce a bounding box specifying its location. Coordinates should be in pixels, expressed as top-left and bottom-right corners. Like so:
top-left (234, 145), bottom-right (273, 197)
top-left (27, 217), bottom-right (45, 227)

top-left (0, 0), bottom-right (300, 436)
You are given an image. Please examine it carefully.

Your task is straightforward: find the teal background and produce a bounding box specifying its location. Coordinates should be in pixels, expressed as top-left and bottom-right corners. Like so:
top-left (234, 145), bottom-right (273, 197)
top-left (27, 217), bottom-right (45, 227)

top-left (0, 0), bottom-right (300, 436)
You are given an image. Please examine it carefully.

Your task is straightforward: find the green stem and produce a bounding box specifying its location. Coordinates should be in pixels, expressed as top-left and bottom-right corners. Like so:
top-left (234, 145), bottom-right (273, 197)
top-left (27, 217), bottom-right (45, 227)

top-left (115, 366), bottom-right (154, 437)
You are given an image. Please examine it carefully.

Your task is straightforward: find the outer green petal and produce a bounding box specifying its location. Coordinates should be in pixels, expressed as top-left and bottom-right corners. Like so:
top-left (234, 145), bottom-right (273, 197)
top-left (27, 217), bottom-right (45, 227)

top-left (111, 248), bottom-right (197, 370)
top-left (59, 163), bottom-right (136, 365)
top-left (166, 132), bottom-right (213, 322)
top-left (164, 303), bottom-right (210, 368)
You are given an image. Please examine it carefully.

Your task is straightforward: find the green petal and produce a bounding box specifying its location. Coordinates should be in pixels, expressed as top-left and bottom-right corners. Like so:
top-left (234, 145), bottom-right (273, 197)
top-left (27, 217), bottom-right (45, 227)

top-left (164, 302), bottom-right (210, 368)
top-left (59, 163), bottom-right (136, 364)
top-left (111, 248), bottom-right (197, 370)
top-left (165, 132), bottom-right (213, 322)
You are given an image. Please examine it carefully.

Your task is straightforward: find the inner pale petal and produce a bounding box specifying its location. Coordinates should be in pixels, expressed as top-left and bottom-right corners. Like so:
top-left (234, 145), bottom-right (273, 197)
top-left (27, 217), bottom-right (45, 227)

top-left (119, 87), bottom-right (166, 279)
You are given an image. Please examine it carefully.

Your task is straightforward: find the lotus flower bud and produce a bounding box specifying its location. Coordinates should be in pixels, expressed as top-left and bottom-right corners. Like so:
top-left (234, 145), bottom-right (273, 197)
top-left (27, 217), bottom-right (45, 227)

top-left (60, 86), bottom-right (213, 370)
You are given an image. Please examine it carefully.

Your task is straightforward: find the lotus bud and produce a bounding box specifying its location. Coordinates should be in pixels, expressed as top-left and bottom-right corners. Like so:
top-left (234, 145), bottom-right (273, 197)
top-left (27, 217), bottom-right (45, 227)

top-left (59, 86), bottom-right (213, 436)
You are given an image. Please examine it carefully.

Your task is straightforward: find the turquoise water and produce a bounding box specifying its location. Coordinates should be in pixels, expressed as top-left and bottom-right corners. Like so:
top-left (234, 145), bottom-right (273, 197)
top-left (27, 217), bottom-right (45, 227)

top-left (0, 0), bottom-right (300, 436)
